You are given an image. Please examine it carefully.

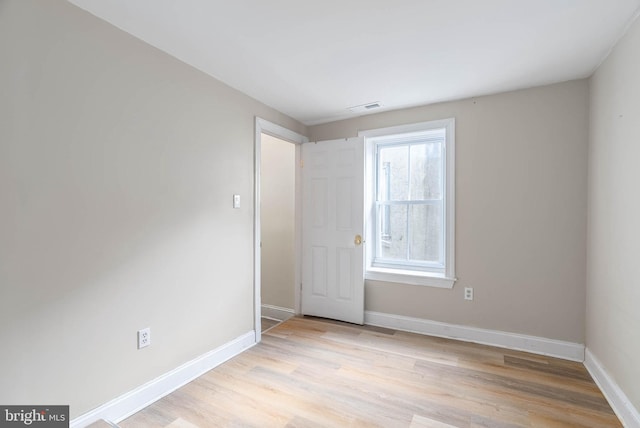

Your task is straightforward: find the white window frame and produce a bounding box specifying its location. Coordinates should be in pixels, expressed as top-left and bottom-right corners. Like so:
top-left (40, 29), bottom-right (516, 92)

top-left (360, 118), bottom-right (456, 289)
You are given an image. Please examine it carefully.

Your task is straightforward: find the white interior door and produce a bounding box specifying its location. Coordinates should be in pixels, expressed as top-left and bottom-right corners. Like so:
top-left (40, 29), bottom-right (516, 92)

top-left (301, 137), bottom-right (364, 324)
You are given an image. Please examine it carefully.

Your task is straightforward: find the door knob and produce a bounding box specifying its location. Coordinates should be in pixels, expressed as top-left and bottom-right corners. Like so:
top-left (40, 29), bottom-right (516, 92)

top-left (354, 234), bottom-right (362, 246)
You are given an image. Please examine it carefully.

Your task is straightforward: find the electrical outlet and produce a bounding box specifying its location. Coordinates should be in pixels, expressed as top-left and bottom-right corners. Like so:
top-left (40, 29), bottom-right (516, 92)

top-left (464, 287), bottom-right (474, 301)
top-left (137, 327), bottom-right (151, 349)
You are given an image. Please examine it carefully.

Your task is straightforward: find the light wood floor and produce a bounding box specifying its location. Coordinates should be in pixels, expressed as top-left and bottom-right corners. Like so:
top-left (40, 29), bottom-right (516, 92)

top-left (119, 316), bottom-right (621, 427)
top-left (261, 317), bottom-right (282, 333)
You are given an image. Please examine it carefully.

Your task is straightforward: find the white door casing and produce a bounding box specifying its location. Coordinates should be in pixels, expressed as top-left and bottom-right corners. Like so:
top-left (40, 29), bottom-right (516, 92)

top-left (254, 117), bottom-right (307, 343)
top-left (301, 137), bottom-right (365, 324)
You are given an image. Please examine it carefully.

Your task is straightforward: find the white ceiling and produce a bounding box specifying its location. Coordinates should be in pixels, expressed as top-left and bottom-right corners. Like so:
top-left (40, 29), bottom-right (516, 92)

top-left (69, 0), bottom-right (640, 126)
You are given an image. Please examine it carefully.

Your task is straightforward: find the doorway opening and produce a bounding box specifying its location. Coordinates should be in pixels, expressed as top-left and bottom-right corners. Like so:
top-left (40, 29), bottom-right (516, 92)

top-left (254, 118), bottom-right (307, 342)
top-left (260, 133), bottom-right (296, 329)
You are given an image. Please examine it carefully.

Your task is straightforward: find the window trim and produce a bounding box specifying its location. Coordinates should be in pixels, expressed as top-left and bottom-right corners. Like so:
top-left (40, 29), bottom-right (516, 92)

top-left (360, 118), bottom-right (456, 289)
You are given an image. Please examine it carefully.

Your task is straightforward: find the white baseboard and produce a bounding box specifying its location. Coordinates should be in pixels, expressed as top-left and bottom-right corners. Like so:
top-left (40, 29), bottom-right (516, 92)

top-left (261, 304), bottom-right (295, 321)
top-left (70, 331), bottom-right (256, 428)
top-left (364, 311), bottom-right (585, 362)
top-left (584, 349), bottom-right (640, 428)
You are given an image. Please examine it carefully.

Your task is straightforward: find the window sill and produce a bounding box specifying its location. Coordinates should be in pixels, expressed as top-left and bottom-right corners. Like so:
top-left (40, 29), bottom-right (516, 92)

top-left (365, 267), bottom-right (456, 289)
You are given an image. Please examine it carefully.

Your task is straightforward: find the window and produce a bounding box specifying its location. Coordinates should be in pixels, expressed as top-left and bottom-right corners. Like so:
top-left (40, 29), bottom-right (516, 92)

top-left (360, 119), bottom-right (456, 288)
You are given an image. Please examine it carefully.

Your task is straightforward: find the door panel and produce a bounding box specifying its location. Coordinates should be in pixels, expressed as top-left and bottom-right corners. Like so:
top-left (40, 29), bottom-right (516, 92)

top-left (302, 137), bottom-right (364, 324)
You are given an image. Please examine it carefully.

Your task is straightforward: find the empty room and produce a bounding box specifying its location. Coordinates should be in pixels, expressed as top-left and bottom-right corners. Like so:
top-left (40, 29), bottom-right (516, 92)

top-left (1, 1), bottom-right (639, 427)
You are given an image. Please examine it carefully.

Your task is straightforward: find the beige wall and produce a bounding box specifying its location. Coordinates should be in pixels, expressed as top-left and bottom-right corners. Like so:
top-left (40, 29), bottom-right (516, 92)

top-left (0, 0), bottom-right (305, 418)
top-left (587, 17), bottom-right (640, 410)
top-left (261, 134), bottom-right (296, 310)
top-left (310, 80), bottom-right (589, 343)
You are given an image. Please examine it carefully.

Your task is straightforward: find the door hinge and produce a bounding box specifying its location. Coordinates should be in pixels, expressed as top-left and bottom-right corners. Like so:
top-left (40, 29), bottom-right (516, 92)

top-left (300, 159), bottom-right (304, 168)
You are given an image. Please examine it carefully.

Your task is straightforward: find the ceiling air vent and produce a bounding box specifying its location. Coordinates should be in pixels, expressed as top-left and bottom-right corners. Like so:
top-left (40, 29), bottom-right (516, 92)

top-left (348, 102), bottom-right (382, 113)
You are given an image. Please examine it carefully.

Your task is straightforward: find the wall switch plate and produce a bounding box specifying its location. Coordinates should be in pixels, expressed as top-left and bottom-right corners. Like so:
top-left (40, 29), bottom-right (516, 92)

top-left (233, 194), bottom-right (241, 209)
top-left (138, 327), bottom-right (151, 349)
top-left (464, 287), bottom-right (474, 301)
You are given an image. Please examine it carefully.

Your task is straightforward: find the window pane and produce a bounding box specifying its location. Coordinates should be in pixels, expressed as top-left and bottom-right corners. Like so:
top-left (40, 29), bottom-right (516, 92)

top-left (365, 119), bottom-right (454, 281)
top-left (410, 142), bottom-right (442, 200)
top-left (409, 203), bottom-right (443, 265)
top-left (377, 204), bottom-right (407, 260)
top-left (378, 145), bottom-right (408, 201)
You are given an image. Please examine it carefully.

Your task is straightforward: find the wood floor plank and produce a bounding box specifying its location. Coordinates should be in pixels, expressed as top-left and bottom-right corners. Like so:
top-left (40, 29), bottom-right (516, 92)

top-left (119, 316), bottom-right (621, 428)
top-left (165, 418), bottom-right (199, 428)
top-left (503, 355), bottom-right (593, 381)
top-left (410, 414), bottom-right (459, 428)
top-left (261, 317), bottom-right (281, 332)
top-left (414, 358), bottom-right (613, 413)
